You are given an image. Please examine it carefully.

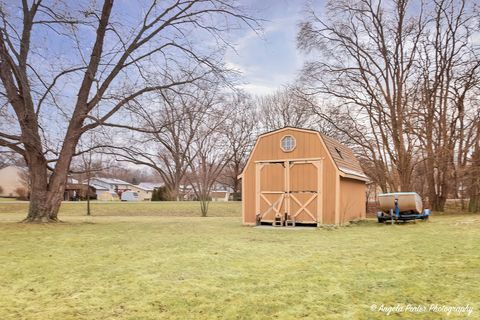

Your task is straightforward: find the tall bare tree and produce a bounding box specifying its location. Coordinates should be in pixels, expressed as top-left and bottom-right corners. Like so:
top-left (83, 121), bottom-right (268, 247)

top-left (0, 0), bottom-right (257, 222)
top-left (298, 0), bottom-right (479, 211)
top-left (221, 94), bottom-right (257, 195)
top-left (467, 120), bottom-right (480, 212)
top-left (187, 110), bottom-right (232, 216)
top-left (298, 0), bottom-right (425, 192)
top-left (414, 0), bottom-right (480, 210)
top-left (256, 85), bottom-right (317, 131)
top-left (109, 82), bottom-right (219, 200)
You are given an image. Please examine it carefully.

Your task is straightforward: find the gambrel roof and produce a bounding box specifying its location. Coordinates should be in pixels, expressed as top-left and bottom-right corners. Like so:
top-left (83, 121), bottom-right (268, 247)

top-left (240, 127), bottom-right (368, 181)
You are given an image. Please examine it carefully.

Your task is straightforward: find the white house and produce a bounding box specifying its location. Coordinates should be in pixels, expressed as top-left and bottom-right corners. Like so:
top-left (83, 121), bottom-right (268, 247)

top-left (88, 177), bottom-right (131, 191)
top-left (129, 182), bottom-right (163, 201)
top-left (137, 182), bottom-right (164, 191)
top-left (210, 184), bottom-right (233, 202)
top-left (87, 177), bottom-right (131, 198)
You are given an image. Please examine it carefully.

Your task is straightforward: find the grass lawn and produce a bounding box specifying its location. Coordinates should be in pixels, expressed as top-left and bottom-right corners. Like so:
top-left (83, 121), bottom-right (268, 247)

top-left (0, 200), bottom-right (241, 219)
top-left (0, 197), bottom-right (18, 201)
top-left (0, 202), bottom-right (479, 319)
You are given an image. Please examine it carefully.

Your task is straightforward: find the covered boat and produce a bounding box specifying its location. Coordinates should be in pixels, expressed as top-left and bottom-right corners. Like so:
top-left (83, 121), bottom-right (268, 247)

top-left (378, 192), bottom-right (423, 214)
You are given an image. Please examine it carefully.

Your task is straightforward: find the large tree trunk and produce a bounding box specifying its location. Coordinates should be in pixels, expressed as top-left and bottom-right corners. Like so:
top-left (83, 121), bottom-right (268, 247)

top-left (468, 195), bottom-right (479, 213)
top-left (25, 189), bottom-right (64, 222)
top-left (23, 161), bottom-right (65, 222)
top-left (22, 113), bottom-right (82, 222)
top-left (468, 147), bottom-right (480, 213)
top-left (25, 164), bottom-right (51, 222)
top-left (429, 194), bottom-right (447, 212)
top-left (23, 124), bottom-right (81, 222)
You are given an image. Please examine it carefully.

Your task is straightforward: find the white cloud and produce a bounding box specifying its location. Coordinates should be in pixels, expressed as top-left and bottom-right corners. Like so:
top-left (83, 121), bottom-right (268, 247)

top-left (237, 83), bottom-right (279, 96)
top-left (224, 1), bottom-right (307, 96)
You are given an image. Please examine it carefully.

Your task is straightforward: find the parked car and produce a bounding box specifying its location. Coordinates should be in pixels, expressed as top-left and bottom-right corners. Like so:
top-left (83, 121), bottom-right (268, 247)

top-left (121, 191), bottom-right (140, 201)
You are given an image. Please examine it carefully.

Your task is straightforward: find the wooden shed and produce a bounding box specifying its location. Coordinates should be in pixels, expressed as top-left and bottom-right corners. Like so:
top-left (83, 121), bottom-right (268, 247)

top-left (239, 127), bottom-right (368, 226)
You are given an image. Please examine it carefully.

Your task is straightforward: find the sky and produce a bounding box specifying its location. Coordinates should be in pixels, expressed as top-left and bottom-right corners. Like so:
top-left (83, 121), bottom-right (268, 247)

top-left (224, 0), bottom-right (316, 96)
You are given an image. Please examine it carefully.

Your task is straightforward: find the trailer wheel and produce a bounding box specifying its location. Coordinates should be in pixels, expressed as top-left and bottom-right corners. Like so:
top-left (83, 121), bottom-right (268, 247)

top-left (377, 212), bottom-right (385, 223)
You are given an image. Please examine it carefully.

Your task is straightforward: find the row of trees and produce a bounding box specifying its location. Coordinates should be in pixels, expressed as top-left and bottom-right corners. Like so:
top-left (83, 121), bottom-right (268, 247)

top-left (106, 82), bottom-right (258, 215)
top-left (296, 0), bottom-right (480, 211)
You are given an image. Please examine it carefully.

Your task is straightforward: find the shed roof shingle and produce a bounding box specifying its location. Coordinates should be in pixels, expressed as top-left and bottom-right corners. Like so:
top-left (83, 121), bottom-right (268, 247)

top-left (319, 133), bottom-right (367, 179)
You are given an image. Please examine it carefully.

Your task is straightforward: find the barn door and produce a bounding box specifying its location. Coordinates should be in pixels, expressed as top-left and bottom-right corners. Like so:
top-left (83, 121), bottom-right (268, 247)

top-left (256, 162), bottom-right (287, 222)
top-left (256, 160), bottom-right (323, 224)
top-left (288, 161), bottom-right (323, 224)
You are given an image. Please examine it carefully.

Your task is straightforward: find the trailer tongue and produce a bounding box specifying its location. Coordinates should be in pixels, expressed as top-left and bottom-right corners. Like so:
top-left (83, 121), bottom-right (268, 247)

top-left (377, 192), bottom-right (431, 223)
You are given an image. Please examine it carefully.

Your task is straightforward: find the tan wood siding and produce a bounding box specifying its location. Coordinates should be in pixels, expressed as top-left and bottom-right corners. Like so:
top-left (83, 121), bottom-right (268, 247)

top-left (242, 129), bottom-right (338, 224)
top-left (339, 177), bottom-right (366, 222)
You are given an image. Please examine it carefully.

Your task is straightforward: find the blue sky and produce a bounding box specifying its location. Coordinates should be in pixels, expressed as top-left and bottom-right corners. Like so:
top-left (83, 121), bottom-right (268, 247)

top-left (29, 0), bottom-right (317, 98)
top-left (225, 0), bottom-right (315, 96)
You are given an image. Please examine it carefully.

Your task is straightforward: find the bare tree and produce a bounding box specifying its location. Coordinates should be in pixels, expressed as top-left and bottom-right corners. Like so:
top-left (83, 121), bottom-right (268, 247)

top-left (414, 0), bottom-right (480, 211)
top-left (0, 0), bottom-right (257, 222)
top-left (187, 113), bottom-right (232, 217)
top-left (298, 0), bottom-right (480, 211)
top-left (221, 94), bottom-right (257, 196)
top-left (108, 82), bottom-right (220, 200)
top-left (256, 85), bottom-right (318, 131)
top-left (298, 0), bottom-right (425, 192)
top-left (467, 120), bottom-right (480, 212)
top-left (73, 132), bottom-right (107, 215)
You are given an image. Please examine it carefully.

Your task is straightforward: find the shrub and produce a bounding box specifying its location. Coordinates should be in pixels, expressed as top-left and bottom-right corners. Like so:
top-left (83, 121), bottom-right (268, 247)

top-left (151, 187), bottom-right (171, 201)
top-left (231, 192), bottom-right (242, 201)
top-left (152, 188), bottom-right (160, 201)
top-left (157, 186), bottom-right (171, 201)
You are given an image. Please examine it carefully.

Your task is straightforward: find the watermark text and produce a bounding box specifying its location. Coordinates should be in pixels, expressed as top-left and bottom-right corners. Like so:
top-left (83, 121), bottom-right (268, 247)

top-left (369, 303), bottom-right (474, 316)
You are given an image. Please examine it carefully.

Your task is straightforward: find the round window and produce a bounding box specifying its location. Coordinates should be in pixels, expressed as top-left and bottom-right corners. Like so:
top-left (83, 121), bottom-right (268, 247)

top-left (281, 135), bottom-right (296, 152)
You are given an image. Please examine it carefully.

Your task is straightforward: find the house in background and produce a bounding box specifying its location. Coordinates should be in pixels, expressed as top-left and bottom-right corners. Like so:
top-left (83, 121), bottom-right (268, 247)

top-left (66, 177), bottom-right (79, 184)
top-left (81, 177), bottom-right (165, 201)
top-left (130, 182), bottom-right (164, 201)
top-left (176, 183), bottom-right (232, 201)
top-left (0, 166), bottom-right (27, 198)
top-left (210, 184), bottom-right (232, 202)
top-left (179, 184), bottom-right (195, 201)
top-left (63, 183), bottom-right (97, 201)
top-left (88, 183), bottom-right (109, 199)
top-left (137, 182), bottom-right (164, 191)
top-left (98, 191), bottom-right (120, 201)
top-left (88, 177), bottom-right (131, 199)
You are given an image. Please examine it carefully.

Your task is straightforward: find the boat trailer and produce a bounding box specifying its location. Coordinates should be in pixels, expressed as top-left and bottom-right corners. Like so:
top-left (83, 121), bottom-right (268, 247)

top-left (377, 193), bottom-right (431, 224)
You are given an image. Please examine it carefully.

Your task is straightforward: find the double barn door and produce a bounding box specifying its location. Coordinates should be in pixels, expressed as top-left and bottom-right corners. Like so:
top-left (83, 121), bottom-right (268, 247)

top-left (255, 159), bottom-right (323, 224)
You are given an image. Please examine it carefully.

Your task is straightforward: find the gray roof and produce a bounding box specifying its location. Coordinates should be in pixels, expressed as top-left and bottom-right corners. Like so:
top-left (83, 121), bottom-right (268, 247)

top-left (90, 177), bottom-right (131, 185)
top-left (135, 182), bottom-right (164, 191)
top-left (88, 183), bottom-right (109, 190)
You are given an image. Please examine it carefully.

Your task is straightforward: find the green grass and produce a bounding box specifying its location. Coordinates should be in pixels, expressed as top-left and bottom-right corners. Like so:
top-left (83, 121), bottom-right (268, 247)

top-left (0, 201), bottom-right (241, 220)
top-left (0, 202), bottom-right (479, 319)
top-left (0, 197), bottom-right (19, 201)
